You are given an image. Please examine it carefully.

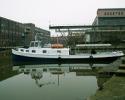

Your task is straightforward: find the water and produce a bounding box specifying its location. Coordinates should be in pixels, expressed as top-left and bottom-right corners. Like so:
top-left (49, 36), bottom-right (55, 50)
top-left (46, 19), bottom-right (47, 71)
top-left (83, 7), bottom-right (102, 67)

top-left (0, 51), bottom-right (99, 100)
top-left (0, 65), bottom-right (98, 100)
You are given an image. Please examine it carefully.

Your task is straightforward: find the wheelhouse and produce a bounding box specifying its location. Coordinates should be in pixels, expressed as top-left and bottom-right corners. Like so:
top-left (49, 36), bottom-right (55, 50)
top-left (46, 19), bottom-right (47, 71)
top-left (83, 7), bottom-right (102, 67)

top-left (14, 41), bottom-right (70, 55)
top-left (30, 41), bottom-right (43, 48)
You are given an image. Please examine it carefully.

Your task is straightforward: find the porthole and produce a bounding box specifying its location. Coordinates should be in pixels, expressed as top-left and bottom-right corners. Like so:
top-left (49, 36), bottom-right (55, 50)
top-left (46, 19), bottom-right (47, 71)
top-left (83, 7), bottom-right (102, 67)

top-left (26, 50), bottom-right (29, 52)
top-left (57, 50), bottom-right (61, 53)
top-left (43, 50), bottom-right (46, 53)
top-left (32, 50), bottom-right (36, 53)
top-left (21, 49), bottom-right (24, 52)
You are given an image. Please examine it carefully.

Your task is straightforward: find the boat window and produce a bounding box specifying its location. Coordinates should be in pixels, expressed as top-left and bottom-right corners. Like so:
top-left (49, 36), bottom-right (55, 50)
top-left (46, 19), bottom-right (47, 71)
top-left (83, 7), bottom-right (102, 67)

top-left (57, 50), bottom-right (61, 53)
top-left (30, 42), bottom-right (34, 47)
top-left (21, 49), bottom-right (24, 52)
top-left (32, 50), bottom-right (36, 53)
top-left (43, 50), bottom-right (47, 53)
top-left (35, 42), bottom-right (38, 47)
top-left (26, 50), bottom-right (29, 52)
top-left (40, 42), bottom-right (43, 47)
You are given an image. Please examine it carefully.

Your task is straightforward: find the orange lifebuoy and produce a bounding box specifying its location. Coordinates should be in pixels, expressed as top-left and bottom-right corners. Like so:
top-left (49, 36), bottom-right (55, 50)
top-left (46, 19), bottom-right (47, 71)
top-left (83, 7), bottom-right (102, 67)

top-left (51, 44), bottom-right (63, 48)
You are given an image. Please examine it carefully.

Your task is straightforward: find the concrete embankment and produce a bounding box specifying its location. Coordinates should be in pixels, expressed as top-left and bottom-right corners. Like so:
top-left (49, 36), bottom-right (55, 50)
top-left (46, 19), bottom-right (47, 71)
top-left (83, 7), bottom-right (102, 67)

top-left (89, 76), bottom-right (125, 100)
top-left (88, 62), bottom-right (125, 100)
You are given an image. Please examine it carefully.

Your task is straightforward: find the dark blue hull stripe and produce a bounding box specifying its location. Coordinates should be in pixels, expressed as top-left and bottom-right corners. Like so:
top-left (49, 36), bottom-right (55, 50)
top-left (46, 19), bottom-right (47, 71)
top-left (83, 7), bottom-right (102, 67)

top-left (12, 54), bottom-right (119, 65)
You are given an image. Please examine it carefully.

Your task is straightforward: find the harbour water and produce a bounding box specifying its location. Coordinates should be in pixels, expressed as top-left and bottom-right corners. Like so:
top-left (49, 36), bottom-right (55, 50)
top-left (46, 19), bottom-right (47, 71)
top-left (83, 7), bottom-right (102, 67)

top-left (0, 50), bottom-right (99, 100)
top-left (0, 50), bottom-right (123, 100)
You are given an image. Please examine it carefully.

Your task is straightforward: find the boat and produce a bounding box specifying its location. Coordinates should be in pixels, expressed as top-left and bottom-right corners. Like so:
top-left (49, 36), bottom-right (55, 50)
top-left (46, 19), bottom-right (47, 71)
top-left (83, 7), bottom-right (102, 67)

top-left (12, 41), bottom-right (124, 65)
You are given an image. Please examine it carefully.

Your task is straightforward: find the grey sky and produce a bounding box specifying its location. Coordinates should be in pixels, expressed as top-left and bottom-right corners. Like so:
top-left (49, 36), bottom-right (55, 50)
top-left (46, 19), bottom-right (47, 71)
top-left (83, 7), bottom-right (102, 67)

top-left (0, 0), bottom-right (125, 30)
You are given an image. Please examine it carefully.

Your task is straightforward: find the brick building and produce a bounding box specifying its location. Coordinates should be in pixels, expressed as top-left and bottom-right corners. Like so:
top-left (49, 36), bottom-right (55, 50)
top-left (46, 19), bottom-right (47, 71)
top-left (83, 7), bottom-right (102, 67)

top-left (0, 17), bottom-right (50, 48)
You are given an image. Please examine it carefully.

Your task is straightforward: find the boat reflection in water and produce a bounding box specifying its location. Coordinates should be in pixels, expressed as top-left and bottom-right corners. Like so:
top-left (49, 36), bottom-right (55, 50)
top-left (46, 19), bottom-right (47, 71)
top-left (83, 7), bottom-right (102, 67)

top-left (9, 63), bottom-right (99, 100)
top-left (0, 50), bottom-right (124, 100)
top-left (0, 60), bottom-right (118, 100)
top-left (13, 64), bottom-right (98, 87)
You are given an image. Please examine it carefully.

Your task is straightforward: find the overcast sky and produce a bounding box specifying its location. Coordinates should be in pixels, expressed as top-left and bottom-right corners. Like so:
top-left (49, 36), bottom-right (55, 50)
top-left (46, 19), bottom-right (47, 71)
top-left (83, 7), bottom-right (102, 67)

top-left (0, 0), bottom-right (125, 30)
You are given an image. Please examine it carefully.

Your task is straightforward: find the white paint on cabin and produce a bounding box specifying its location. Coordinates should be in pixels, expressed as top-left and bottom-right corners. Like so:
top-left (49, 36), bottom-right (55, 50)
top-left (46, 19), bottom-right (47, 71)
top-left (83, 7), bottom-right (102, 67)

top-left (12, 41), bottom-right (124, 58)
top-left (17, 47), bottom-right (69, 55)
top-left (15, 41), bottom-right (70, 56)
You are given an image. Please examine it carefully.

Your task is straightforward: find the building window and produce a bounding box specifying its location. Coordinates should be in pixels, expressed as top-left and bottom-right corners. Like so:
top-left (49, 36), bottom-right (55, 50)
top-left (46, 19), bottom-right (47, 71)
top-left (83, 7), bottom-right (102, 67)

top-left (43, 50), bottom-right (46, 53)
top-left (32, 50), bottom-right (36, 53)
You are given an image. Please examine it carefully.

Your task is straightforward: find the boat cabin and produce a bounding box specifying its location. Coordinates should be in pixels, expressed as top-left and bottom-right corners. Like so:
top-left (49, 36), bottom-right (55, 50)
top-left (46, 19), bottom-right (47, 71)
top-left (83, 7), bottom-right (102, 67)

top-left (30, 41), bottom-right (43, 48)
top-left (16, 41), bottom-right (70, 55)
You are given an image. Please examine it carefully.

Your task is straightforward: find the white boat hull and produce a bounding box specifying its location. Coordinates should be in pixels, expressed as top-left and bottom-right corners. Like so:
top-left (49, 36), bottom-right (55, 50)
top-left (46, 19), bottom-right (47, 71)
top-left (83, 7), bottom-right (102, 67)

top-left (12, 49), bottom-right (124, 65)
